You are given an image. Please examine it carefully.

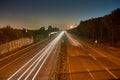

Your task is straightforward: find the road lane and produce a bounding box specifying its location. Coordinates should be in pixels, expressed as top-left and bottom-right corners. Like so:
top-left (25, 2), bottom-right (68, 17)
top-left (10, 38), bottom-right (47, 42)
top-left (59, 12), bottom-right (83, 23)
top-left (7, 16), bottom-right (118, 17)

top-left (0, 38), bottom-right (53, 70)
top-left (1, 31), bottom-right (120, 80)
top-left (65, 32), bottom-right (120, 80)
top-left (0, 31), bottom-right (64, 80)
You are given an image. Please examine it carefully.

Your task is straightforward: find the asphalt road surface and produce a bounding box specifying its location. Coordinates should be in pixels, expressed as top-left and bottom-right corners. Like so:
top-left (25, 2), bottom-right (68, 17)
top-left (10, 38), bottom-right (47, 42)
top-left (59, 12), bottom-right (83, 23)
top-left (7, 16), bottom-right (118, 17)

top-left (0, 31), bottom-right (120, 80)
top-left (0, 31), bottom-right (64, 80)
top-left (65, 32), bottom-right (120, 80)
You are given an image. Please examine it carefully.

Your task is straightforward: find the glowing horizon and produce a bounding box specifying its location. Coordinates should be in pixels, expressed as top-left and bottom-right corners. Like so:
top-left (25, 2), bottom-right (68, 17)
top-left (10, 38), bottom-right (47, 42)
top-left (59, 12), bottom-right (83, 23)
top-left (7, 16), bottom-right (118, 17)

top-left (0, 0), bottom-right (120, 30)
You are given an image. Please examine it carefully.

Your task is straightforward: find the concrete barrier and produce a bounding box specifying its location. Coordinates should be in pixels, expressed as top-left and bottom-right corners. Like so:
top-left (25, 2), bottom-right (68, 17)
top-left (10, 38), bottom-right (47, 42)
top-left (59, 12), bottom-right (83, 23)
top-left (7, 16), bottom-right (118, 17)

top-left (0, 37), bottom-right (33, 54)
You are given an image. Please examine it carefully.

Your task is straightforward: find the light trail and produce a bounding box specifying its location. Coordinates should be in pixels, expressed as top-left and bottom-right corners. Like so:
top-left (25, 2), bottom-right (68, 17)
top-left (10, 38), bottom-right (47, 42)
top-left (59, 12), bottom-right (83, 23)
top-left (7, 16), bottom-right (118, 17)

top-left (65, 31), bottom-right (80, 47)
top-left (66, 32), bottom-right (119, 80)
top-left (7, 31), bottom-right (64, 80)
top-left (65, 32), bottom-right (87, 52)
top-left (17, 50), bottom-right (47, 80)
top-left (25, 40), bottom-right (55, 80)
top-left (0, 39), bottom-right (48, 71)
top-left (0, 39), bottom-right (45, 62)
top-left (7, 44), bottom-right (47, 80)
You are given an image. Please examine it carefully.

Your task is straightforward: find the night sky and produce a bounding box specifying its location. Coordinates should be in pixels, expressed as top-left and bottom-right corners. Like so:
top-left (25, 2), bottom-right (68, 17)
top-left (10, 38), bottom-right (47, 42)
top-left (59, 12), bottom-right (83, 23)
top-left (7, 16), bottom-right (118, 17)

top-left (0, 0), bottom-right (120, 30)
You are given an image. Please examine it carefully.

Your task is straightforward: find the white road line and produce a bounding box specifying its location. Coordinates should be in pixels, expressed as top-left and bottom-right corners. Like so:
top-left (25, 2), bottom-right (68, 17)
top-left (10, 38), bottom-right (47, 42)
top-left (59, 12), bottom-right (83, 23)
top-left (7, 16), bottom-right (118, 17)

top-left (66, 32), bottom-right (97, 61)
top-left (87, 68), bottom-right (96, 80)
top-left (67, 32), bottom-right (107, 57)
top-left (87, 46), bottom-right (107, 57)
top-left (105, 68), bottom-right (118, 79)
top-left (66, 32), bottom-right (119, 80)
top-left (88, 54), bottom-right (97, 60)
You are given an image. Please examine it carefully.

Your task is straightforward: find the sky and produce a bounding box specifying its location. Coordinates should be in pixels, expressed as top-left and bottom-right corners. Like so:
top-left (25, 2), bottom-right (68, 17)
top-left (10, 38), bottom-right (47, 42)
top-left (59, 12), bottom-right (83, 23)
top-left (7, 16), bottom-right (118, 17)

top-left (0, 0), bottom-right (120, 30)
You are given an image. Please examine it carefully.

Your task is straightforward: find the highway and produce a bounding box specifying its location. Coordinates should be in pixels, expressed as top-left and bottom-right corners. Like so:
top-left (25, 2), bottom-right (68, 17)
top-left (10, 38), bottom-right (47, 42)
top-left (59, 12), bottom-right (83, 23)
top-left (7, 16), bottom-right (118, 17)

top-left (0, 31), bottom-right (120, 80)
top-left (65, 32), bottom-right (120, 80)
top-left (0, 31), bottom-right (64, 80)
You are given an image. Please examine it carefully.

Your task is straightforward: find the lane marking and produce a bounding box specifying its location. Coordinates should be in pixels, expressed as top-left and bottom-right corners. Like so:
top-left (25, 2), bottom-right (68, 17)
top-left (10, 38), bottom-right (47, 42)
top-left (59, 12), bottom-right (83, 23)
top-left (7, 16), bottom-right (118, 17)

top-left (88, 46), bottom-right (107, 57)
top-left (87, 68), bottom-right (96, 80)
top-left (88, 54), bottom-right (97, 61)
top-left (66, 32), bottom-right (119, 80)
top-left (105, 68), bottom-right (118, 79)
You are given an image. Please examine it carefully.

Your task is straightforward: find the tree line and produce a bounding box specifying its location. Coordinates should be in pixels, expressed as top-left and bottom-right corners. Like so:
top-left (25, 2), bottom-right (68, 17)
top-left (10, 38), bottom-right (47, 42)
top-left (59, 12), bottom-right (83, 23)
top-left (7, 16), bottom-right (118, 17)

top-left (33, 25), bottom-right (59, 42)
top-left (68, 8), bottom-right (120, 47)
top-left (0, 25), bottom-right (59, 44)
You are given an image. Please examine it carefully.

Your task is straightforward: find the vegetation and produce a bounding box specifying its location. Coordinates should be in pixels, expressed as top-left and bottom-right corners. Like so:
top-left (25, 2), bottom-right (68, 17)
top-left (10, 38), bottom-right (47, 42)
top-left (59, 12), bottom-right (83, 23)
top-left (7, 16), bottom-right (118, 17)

top-left (68, 8), bottom-right (120, 47)
top-left (0, 25), bottom-right (59, 44)
top-left (0, 25), bottom-right (32, 44)
top-left (32, 26), bottom-right (59, 42)
top-left (50, 35), bottom-right (69, 80)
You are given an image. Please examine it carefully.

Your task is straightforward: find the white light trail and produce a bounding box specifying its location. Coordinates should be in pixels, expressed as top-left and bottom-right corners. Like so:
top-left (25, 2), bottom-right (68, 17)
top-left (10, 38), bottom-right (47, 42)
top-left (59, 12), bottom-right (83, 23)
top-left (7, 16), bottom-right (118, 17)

top-left (32, 31), bottom-right (65, 80)
top-left (7, 31), bottom-right (64, 80)
top-left (65, 32), bottom-right (81, 47)
top-left (7, 45), bottom-right (47, 80)
top-left (66, 32), bottom-right (118, 79)
top-left (24, 43), bottom-right (53, 80)
top-left (17, 51), bottom-right (47, 80)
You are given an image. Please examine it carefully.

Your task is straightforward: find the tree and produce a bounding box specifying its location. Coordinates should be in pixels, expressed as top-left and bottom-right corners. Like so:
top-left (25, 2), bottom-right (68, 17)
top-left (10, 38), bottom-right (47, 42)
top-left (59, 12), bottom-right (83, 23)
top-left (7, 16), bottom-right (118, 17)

top-left (53, 27), bottom-right (59, 32)
top-left (47, 25), bottom-right (53, 32)
top-left (102, 8), bottom-right (120, 45)
top-left (39, 26), bottom-right (45, 31)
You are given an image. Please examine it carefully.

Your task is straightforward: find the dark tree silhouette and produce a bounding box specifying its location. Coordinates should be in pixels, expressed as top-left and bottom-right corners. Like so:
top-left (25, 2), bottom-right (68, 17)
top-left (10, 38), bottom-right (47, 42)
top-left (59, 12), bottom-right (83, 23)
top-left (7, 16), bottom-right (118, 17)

top-left (68, 8), bottom-right (120, 47)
